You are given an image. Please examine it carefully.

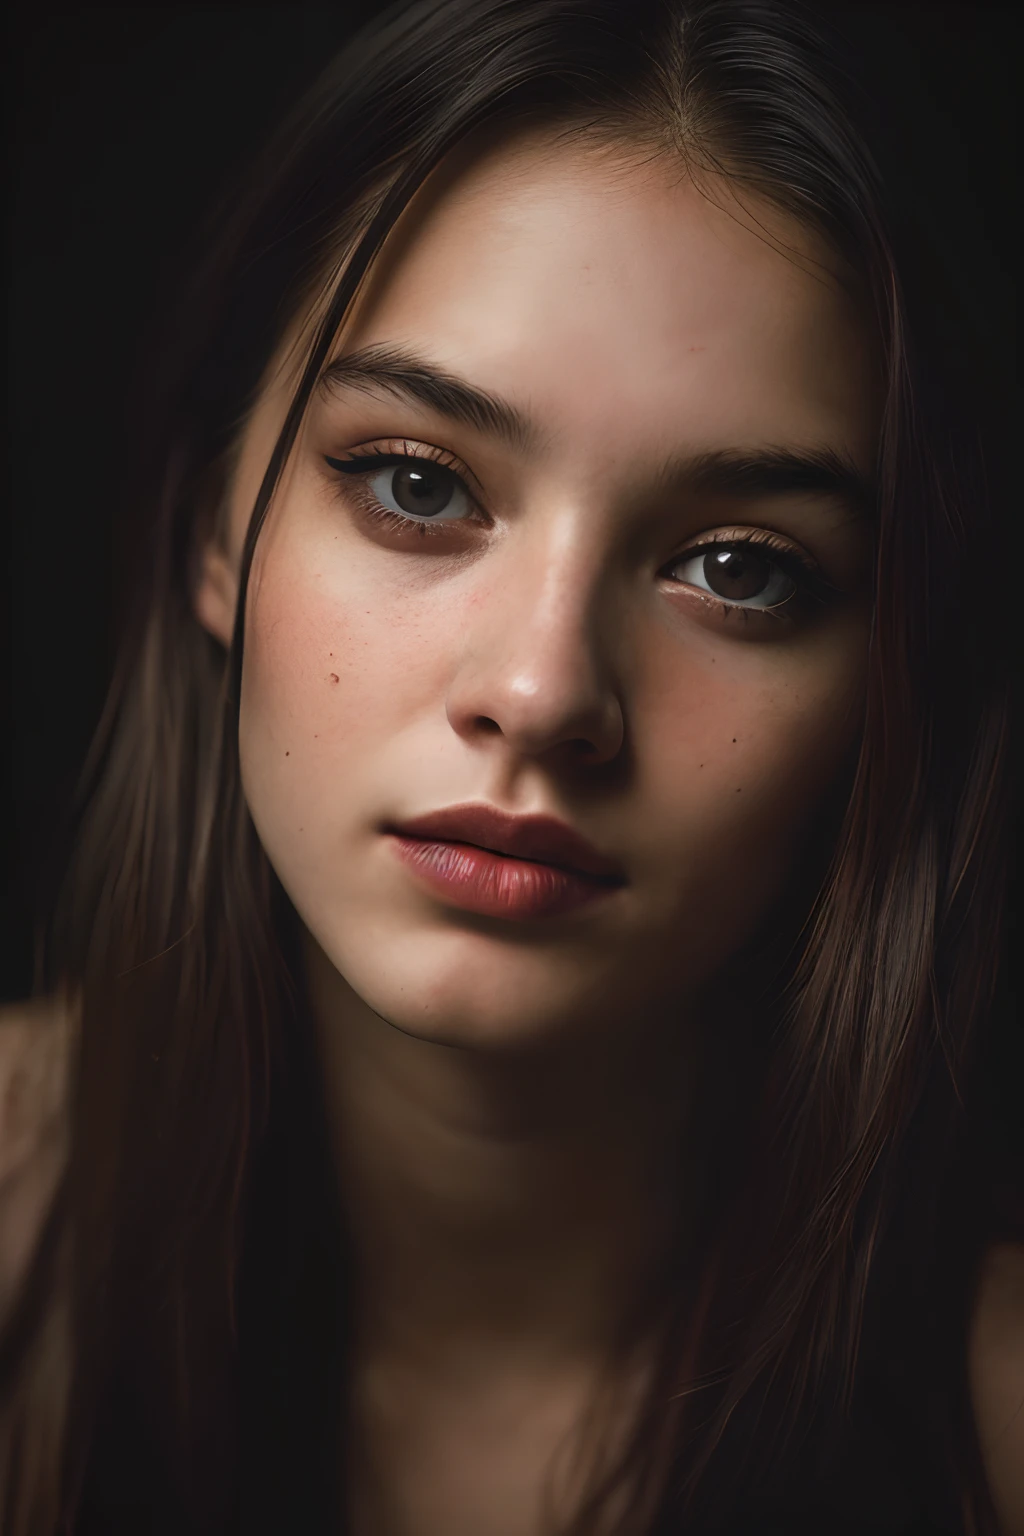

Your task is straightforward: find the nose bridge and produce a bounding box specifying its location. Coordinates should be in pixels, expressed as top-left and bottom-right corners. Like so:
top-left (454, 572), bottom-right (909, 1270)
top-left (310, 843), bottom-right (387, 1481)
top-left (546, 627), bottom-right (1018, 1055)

top-left (518, 514), bottom-right (601, 652)
top-left (446, 514), bottom-right (623, 762)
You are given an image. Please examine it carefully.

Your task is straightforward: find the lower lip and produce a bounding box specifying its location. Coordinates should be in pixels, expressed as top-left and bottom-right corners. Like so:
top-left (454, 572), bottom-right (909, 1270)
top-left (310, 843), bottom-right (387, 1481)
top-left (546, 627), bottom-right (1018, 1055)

top-left (389, 836), bottom-right (621, 920)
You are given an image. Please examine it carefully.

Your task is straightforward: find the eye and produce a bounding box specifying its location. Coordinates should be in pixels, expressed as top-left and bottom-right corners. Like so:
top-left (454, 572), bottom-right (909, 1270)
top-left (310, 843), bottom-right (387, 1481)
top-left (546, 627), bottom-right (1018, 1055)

top-left (667, 542), bottom-right (799, 609)
top-left (327, 453), bottom-right (474, 523)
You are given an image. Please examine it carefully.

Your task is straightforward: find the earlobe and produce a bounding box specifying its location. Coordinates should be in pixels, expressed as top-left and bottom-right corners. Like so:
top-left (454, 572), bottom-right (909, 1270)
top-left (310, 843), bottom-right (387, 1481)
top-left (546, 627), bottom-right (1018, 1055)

top-left (193, 543), bottom-right (240, 649)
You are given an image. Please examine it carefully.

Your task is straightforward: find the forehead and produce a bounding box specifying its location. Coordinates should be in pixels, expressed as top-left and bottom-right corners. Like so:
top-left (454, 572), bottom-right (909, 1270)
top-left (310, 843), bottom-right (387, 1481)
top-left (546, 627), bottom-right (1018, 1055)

top-left (332, 129), bottom-right (879, 467)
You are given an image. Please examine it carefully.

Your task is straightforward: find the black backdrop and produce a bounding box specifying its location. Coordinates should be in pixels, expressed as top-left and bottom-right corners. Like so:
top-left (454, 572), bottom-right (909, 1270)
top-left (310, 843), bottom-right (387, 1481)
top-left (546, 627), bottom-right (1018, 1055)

top-left (4, 3), bottom-right (1020, 1001)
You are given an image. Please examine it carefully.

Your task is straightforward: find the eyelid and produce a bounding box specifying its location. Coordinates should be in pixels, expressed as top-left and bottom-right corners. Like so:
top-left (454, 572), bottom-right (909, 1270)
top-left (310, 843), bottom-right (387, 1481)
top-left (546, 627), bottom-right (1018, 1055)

top-left (678, 525), bottom-right (819, 567)
top-left (672, 525), bottom-right (832, 589)
top-left (324, 441), bottom-right (488, 539)
top-left (664, 526), bottom-right (838, 612)
top-left (325, 438), bottom-right (485, 500)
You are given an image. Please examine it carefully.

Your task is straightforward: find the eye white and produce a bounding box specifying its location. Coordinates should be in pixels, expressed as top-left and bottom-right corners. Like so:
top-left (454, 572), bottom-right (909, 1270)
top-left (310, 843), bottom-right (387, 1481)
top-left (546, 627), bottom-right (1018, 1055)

top-left (668, 547), bottom-right (796, 609)
top-left (368, 463), bottom-right (474, 523)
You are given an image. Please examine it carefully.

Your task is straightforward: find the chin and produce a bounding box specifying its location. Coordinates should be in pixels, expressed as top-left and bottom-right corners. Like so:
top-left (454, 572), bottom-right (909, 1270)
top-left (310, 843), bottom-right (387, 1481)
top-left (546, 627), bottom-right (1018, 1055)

top-left (308, 913), bottom-right (649, 1055)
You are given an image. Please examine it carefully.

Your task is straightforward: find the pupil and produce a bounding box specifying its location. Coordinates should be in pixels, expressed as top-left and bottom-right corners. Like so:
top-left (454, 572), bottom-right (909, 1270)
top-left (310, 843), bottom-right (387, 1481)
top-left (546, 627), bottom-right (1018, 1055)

top-left (703, 547), bottom-right (771, 601)
top-left (392, 464), bottom-right (453, 517)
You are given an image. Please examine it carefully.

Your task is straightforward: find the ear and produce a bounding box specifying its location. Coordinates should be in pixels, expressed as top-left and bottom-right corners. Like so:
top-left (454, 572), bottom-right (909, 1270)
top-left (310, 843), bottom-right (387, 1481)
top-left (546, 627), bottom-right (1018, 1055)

top-left (193, 539), bottom-right (240, 649)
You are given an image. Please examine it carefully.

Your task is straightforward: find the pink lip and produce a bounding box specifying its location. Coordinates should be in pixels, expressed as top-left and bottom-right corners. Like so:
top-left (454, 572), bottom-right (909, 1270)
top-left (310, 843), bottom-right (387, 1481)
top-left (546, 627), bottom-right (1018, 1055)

top-left (385, 805), bottom-right (625, 921)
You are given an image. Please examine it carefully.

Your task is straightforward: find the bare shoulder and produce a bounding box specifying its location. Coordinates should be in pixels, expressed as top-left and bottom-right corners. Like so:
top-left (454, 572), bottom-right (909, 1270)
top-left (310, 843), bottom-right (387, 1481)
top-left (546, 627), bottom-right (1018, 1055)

top-left (0, 996), bottom-right (74, 1319)
top-left (970, 1240), bottom-right (1024, 1536)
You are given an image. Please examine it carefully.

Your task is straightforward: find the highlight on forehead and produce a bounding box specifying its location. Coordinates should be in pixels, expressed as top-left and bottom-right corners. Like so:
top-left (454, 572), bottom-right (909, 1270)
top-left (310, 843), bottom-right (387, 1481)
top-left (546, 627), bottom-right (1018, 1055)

top-left (261, 90), bottom-right (874, 450)
top-left (295, 98), bottom-right (856, 348)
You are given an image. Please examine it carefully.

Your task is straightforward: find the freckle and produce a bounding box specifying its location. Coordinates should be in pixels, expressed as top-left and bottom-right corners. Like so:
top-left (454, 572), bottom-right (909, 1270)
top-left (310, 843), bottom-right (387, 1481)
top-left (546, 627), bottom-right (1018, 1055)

top-left (732, 738), bottom-right (737, 743)
top-left (330, 673), bottom-right (339, 683)
top-left (285, 752), bottom-right (290, 757)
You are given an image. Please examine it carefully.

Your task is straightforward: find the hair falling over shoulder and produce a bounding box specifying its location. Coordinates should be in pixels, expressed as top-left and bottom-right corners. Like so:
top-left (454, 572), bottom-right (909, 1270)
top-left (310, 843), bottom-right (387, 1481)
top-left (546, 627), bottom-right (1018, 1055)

top-left (2, 2), bottom-right (1014, 1532)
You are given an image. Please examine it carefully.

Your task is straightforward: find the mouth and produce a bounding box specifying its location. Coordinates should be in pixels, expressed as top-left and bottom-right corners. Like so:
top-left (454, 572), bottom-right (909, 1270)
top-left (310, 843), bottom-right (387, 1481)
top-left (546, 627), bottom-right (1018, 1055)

top-left (384, 804), bottom-right (626, 920)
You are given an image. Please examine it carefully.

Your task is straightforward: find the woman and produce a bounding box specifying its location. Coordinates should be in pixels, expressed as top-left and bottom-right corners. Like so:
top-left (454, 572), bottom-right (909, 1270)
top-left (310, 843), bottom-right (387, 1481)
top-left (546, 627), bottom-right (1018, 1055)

top-left (1, 0), bottom-right (1019, 1531)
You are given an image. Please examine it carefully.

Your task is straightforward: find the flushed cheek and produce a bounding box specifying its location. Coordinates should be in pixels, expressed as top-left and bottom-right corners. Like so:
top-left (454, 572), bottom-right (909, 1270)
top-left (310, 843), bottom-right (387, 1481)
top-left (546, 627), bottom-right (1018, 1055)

top-left (636, 637), bottom-right (864, 951)
top-left (238, 543), bottom-right (459, 848)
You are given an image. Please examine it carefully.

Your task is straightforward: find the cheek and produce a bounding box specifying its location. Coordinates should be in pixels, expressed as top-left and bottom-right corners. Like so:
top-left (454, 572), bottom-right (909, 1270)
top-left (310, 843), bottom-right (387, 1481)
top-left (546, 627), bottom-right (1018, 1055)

top-left (237, 533), bottom-right (445, 854)
top-left (635, 617), bottom-right (866, 953)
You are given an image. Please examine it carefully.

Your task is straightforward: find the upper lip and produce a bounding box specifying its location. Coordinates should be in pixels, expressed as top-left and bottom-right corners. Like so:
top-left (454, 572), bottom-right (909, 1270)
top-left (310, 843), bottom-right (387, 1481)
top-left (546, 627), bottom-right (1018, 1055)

top-left (388, 805), bottom-right (626, 883)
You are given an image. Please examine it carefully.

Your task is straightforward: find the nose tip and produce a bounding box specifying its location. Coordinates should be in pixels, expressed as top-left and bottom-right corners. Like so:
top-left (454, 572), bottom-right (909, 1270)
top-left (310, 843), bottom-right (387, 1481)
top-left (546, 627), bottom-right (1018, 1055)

top-left (449, 663), bottom-right (625, 767)
top-left (443, 534), bottom-right (627, 770)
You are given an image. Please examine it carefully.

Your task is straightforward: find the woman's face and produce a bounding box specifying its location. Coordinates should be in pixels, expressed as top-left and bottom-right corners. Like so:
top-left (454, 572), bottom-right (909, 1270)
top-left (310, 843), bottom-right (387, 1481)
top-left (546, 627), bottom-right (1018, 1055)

top-left (198, 130), bottom-right (878, 1052)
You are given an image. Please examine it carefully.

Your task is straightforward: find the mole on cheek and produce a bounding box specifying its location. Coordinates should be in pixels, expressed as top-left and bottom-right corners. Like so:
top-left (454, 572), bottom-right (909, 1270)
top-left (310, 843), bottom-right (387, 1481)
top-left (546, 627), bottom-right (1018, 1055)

top-left (329, 673), bottom-right (339, 684)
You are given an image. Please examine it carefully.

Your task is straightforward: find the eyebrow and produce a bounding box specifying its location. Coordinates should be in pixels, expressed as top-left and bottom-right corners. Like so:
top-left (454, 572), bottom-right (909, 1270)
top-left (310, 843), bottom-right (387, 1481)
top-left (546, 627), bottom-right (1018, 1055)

top-left (318, 344), bottom-right (875, 521)
top-left (667, 445), bottom-right (877, 523)
top-left (318, 343), bottom-right (536, 452)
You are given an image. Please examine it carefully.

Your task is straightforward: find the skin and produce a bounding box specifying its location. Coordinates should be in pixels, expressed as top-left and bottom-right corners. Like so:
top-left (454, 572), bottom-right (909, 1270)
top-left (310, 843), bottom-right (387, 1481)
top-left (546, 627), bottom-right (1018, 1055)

top-left (195, 129), bottom-right (880, 1532)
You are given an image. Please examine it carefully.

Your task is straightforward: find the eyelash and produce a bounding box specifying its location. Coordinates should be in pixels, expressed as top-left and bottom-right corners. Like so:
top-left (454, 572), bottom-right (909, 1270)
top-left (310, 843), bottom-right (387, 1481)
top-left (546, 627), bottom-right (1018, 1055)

top-left (325, 442), bottom-right (481, 538)
top-left (323, 443), bottom-right (833, 617)
top-left (674, 528), bottom-right (833, 620)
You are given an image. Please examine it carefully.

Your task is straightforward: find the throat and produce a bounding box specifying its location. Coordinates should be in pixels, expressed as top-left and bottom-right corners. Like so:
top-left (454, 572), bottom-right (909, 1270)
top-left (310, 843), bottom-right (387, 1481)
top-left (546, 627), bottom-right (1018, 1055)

top-left (344, 1338), bottom-right (657, 1536)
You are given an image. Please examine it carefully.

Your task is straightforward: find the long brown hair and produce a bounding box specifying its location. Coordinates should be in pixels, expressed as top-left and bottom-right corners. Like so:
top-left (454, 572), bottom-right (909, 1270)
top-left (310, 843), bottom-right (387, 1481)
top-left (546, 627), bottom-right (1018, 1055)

top-left (2, 1), bottom-right (1012, 1531)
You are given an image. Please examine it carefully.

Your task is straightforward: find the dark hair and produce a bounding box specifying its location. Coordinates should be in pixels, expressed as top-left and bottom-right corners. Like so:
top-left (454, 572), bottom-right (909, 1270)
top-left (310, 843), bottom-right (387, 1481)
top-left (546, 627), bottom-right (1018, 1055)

top-left (2, 1), bottom-right (1012, 1532)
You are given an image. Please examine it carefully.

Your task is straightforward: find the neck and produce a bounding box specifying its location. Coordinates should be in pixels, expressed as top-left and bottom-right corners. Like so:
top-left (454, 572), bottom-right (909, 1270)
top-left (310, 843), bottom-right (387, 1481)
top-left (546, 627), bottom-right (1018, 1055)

top-left (303, 933), bottom-right (699, 1381)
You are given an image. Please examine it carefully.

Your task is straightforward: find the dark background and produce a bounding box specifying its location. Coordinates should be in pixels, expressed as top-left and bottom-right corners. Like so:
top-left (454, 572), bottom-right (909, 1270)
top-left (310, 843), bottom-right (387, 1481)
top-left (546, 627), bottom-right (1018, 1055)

top-left (4, 3), bottom-right (1020, 1001)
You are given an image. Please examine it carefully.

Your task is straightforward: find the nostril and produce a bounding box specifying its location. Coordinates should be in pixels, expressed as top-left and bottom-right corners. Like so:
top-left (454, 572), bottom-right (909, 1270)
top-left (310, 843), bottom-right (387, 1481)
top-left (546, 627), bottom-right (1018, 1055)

top-left (475, 716), bottom-right (502, 735)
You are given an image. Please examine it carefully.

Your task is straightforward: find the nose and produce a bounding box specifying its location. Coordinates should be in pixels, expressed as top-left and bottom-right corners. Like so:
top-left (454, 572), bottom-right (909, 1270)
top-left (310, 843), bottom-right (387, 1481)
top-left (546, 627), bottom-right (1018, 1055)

top-left (444, 530), bottom-right (625, 768)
